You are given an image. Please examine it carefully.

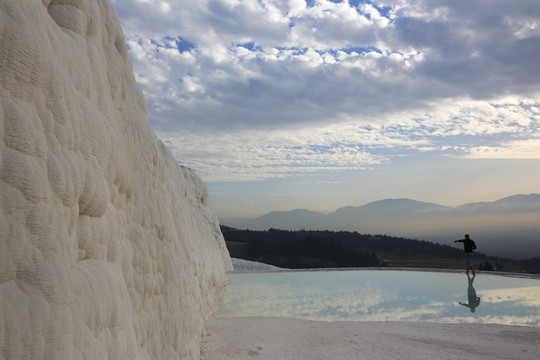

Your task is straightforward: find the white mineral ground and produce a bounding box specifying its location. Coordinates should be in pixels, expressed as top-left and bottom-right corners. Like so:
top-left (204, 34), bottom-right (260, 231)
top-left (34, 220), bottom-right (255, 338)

top-left (201, 317), bottom-right (540, 360)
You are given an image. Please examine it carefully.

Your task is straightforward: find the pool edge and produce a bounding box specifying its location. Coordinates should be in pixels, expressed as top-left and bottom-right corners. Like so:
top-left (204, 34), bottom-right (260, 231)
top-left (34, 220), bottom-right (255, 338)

top-left (228, 266), bottom-right (540, 279)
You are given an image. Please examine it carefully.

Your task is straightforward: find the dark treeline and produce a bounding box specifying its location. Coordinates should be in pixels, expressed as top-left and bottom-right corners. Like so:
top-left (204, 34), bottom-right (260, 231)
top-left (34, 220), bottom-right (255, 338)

top-left (247, 234), bottom-right (383, 268)
top-left (221, 226), bottom-right (540, 273)
top-left (222, 226), bottom-right (385, 268)
top-left (518, 257), bottom-right (540, 274)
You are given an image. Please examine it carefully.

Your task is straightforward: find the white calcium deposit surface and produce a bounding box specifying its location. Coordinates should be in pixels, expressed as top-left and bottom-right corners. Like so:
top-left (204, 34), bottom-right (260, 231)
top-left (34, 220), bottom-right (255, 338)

top-left (0, 1), bottom-right (232, 359)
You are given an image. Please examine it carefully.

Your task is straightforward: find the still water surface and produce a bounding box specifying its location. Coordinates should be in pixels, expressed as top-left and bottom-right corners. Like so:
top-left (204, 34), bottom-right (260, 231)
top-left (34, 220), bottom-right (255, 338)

top-left (216, 270), bottom-right (540, 326)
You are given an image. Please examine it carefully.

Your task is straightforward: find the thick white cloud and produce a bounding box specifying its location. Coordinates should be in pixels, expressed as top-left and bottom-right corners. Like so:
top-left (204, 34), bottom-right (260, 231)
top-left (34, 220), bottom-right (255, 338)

top-left (110, 0), bottom-right (540, 182)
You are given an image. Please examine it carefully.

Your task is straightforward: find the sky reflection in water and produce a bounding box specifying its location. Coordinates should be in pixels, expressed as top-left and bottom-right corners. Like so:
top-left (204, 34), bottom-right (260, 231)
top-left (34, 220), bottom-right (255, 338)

top-left (216, 270), bottom-right (540, 326)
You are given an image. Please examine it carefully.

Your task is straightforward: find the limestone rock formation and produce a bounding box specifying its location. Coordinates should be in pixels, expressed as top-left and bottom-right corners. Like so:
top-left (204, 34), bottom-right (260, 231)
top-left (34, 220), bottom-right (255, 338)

top-left (0, 1), bottom-right (232, 358)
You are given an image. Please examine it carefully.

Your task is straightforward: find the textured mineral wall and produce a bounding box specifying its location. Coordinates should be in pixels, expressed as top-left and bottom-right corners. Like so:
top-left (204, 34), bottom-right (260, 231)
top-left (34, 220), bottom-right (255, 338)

top-left (0, 1), bottom-right (232, 359)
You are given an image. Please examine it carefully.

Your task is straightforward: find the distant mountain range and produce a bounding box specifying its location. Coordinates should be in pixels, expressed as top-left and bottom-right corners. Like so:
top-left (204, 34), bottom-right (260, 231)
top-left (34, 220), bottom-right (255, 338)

top-left (220, 194), bottom-right (540, 259)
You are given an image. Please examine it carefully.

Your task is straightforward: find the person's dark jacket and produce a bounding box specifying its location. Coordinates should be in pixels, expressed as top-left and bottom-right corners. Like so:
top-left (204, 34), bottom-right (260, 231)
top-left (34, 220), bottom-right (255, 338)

top-left (456, 239), bottom-right (476, 253)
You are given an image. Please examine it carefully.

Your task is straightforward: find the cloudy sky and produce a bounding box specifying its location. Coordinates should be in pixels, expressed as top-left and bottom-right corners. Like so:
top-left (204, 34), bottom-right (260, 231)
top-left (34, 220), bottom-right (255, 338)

top-left (111, 0), bottom-right (540, 218)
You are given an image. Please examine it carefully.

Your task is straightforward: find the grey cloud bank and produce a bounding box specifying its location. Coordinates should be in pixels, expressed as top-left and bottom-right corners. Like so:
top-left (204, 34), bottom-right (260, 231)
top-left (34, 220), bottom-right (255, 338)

top-left (113, 0), bottom-right (540, 128)
top-left (111, 0), bottom-right (540, 183)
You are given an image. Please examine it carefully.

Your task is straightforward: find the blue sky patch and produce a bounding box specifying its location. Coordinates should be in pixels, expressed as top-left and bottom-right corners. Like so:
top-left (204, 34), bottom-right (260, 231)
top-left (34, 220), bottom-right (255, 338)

top-left (151, 36), bottom-right (196, 54)
top-left (276, 46), bottom-right (309, 56)
top-left (166, 36), bottom-right (196, 52)
top-left (319, 46), bottom-right (382, 57)
top-left (356, 1), bottom-right (392, 16)
top-left (237, 41), bottom-right (263, 52)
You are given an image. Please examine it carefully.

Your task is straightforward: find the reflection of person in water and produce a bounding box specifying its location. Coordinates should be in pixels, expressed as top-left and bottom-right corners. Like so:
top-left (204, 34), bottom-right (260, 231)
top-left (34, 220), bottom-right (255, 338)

top-left (459, 273), bottom-right (481, 312)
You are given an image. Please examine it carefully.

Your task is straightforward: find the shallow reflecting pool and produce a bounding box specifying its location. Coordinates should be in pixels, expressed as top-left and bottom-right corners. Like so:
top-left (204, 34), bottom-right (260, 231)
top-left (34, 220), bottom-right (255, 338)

top-left (216, 270), bottom-right (540, 326)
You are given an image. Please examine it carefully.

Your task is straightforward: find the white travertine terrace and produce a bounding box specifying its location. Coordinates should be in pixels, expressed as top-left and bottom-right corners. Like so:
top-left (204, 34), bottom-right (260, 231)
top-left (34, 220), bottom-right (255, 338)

top-left (0, 1), bottom-right (232, 359)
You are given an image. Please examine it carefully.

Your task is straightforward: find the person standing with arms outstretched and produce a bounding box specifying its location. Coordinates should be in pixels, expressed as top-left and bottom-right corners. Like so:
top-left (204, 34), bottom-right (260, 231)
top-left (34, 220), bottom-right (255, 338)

top-left (454, 234), bottom-right (476, 275)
